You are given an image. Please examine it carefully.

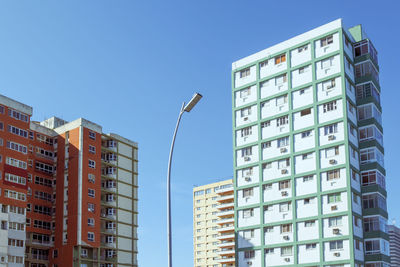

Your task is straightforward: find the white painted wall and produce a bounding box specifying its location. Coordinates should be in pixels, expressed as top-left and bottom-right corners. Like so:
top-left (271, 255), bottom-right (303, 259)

top-left (320, 168), bottom-right (347, 192)
top-left (235, 85), bottom-right (257, 108)
top-left (294, 152), bottom-right (316, 174)
top-left (261, 95), bottom-right (289, 119)
top-left (290, 44), bottom-right (311, 67)
top-left (237, 228), bottom-right (261, 248)
top-left (315, 54), bottom-right (341, 80)
top-left (292, 108), bottom-right (314, 131)
top-left (260, 76), bottom-right (288, 99)
top-left (298, 243), bottom-right (320, 264)
top-left (264, 224), bottom-right (293, 245)
top-left (293, 130), bottom-right (315, 152)
top-left (238, 249), bottom-right (261, 267)
top-left (297, 220), bottom-right (319, 241)
top-left (238, 208), bottom-right (260, 228)
top-left (237, 166), bottom-right (260, 187)
top-left (296, 197), bottom-right (318, 218)
top-left (322, 215), bottom-right (349, 238)
top-left (292, 86), bottom-right (313, 109)
top-left (236, 145), bottom-right (259, 167)
top-left (295, 175), bottom-right (317, 196)
top-left (346, 78), bottom-right (356, 103)
top-left (237, 186), bottom-right (260, 207)
top-left (235, 65), bottom-right (257, 88)
top-left (317, 99), bottom-right (343, 124)
top-left (314, 32), bottom-right (340, 58)
top-left (236, 125), bottom-right (259, 147)
top-left (261, 137), bottom-right (290, 161)
top-left (323, 239), bottom-right (350, 261)
top-left (321, 192), bottom-right (348, 215)
top-left (263, 181), bottom-right (292, 203)
top-left (262, 158), bottom-right (291, 181)
top-left (235, 105), bottom-right (258, 127)
top-left (264, 202), bottom-right (292, 224)
top-left (261, 117), bottom-right (290, 139)
top-left (319, 145), bottom-right (346, 169)
top-left (316, 76), bottom-right (342, 101)
top-left (319, 122), bottom-right (345, 146)
top-left (264, 247), bottom-right (294, 266)
top-left (291, 65), bottom-right (312, 88)
top-left (259, 56), bottom-right (287, 79)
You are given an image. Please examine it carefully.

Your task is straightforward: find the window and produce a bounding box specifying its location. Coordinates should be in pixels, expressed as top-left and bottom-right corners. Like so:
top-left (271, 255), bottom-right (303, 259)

top-left (327, 169), bottom-right (340, 180)
top-left (6, 141), bottom-right (27, 154)
top-left (243, 229), bottom-right (254, 240)
top-left (8, 125), bottom-right (28, 138)
top-left (306, 243), bottom-right (317, 250)
top-left (277, 136), bottom-right (289, 147)
top-left (240, 68), bottom-right (250, 78)
top-left (88, 160), bottom-right (96, 169)
top-left (5, 157), bottom-right (27, 169)
top-left (362, 170), bottom-right (385, 189)
top-left (88, 189), bottom-right (95, 198)
top-left (279, 202), bottom-right (290, 212)
top-left (302, 153), bottom-right (313, 160)
top-left (261, 121), bottom-right (270, 128)
top-left (321, 35), bottom-right (333, 47)
top-left (260, 60), bottom-right (268, 68)
top-left (280, 246), bottom-right (292, 256)
top-left (275, 74), bottom-right (287, 85)
top-left (88, 218), bottom-right (94, 226)
top-left (35, 161), bottom-right (54, 174)
top-left (276, 115), bottom-right (288, 126)
top-left (88, 174), bottom-right (95, 183)
top-left (275, 54), bottom-right (286, 65)
top-left (262, 141), bottom-right (271, 149)
top-left (89, 145), bottom-right (96, 154)
top-left (297, 45), bottom-right (308, 53)
top-left (240, 107), bottom-right (252, 117)
top-left (278, 158), bottom-right (290, 169)
top-left (87, 232), bottom-right (94, 242)
top-left (263, 184), bottom-right (272, 190)
top-left (240, 87), bottom-right (251, 98)
top-left (88, 203), bottom-right (95, 213)
top-left (321, 57), bottom-right (334, 69)
top-left (241, 147), bottom-right (252, 157)
top-left (243, 208), bottom-right (254, 218)
top-left (304, 220), bottom-right (315, 227)
top-left (243, 188), bottom-right (253, 198)
top-left (303, 175), bottom-right (313, 182)
top-left (241, 126), bottom-right (252, 137)
top-left (276, 95), bottom-right (288, 106)
top-left (324, 123), bottom-right (338, 135)
top-left (301, 130), bottom-right (312, 138)
top-left (265, 248), bottom-right (274, 254)
top-left (325, 146), bottom-right (339, 157)
top-left (323, 101), bottom-right (337, 113)
top-left (244, 250), bottom-right (255, 259)
top-left (205, 188), bottom-right (211, 194)
top-left (5, 173), bottom-right (26, 185)
top-left (89, 131), bottom-right (96, 140)
top-left (299, 66), bottom-right (309, 74)
top-left (329, 240), bottom-right (343, 250)
top-left (280, 224), bottom-right (292, 233)
top-left (328, 193), bottom-right (341, 203)
top-left (365, 240), bottom-right (381, 255)
top-left (279, 180), bottom-right (290, 190)
top-left (4, 190), bottom-right (26, 201)
top-left (8, 109), bottom-right (29, 122)
top-left (35, 147), bottom-right (54, 158)
top-left (194, 190), bottom-right (204, 196)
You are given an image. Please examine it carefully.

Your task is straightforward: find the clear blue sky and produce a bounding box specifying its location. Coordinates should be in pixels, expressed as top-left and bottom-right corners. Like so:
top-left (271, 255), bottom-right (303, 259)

top-left (0, 0), bottom-right (399, 266)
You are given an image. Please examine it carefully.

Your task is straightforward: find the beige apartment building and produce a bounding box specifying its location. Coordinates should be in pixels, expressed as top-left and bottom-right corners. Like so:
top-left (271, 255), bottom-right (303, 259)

top-left (193, 179), bottom-right (234, 267)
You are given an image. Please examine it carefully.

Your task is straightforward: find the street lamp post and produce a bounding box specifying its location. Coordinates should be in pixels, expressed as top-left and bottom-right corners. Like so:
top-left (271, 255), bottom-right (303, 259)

top-left (167, 93), bottom-right (202, 267)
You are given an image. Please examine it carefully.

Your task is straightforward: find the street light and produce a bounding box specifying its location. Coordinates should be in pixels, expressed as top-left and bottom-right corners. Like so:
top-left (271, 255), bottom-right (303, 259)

top-left (167, 93), bottom-right (202, 267)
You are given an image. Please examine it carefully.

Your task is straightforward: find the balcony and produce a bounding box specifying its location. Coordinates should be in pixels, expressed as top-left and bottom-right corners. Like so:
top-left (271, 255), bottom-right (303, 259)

top-left (218, 241), bottom-right (235, 248)
top-left (217, 194), bottom-right (234, 202)
top-left (217, 233), bottom-right (235, 240)
top-left (217, 202), bottom-right (234, 210)
top-left (217, 217), bottom-right (234, 225)
top-left (218, 209), bottom-right (234, 217)
top-left (219, 225), bottom-right (234, 232)
top-left (218, 248), bottom-right (235, 256)
top-left (215, 185), bottom-right (234, 194)
top-left (215, 256), bottom-right (235, 264)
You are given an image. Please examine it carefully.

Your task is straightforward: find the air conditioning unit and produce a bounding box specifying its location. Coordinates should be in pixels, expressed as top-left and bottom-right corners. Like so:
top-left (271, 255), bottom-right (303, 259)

top-left (331, 205), bottom-right (338, 211)
top-left (284, 258), bottom-right (290, 262)
top-left (244, 157), bottom-right (251, 161)
top-left (281, 191), bottom-right (288, 196)
top-left (327, 84), bottom-right (334, 90)
top-left (245, 177), bottom-right (251, 182)
top-left (247, 261), bottom-right (253, 266)
top-left (329, 159), bottom-right (337, 164)
top-left (333, 228), bottom-right (340, 234)
top-left (281, 169), bottom-right (288, 174)
top-left (280, 147), bottom-right (287, 153)
top-left (328, 135), bottom-right (335, 141)
top-left (334, 252), bottom-right (341, 257)
top-left (244, 117), bottom-right (249, 121)
top-left (283, 235), bottom-right (290, 240)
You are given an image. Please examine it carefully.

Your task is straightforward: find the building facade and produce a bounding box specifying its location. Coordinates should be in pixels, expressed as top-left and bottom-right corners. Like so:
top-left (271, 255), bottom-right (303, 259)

top-left (0, 94), bottom-right (138, 267)
top-left (231, 19), bottom-right (389, 267)
top-left (193, 180), bottom-right (235, 267)
top-left (388, 225), bottom-right (400, 266)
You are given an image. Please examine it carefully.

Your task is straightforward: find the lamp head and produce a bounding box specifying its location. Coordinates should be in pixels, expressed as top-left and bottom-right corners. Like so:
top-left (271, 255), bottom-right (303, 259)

top-left (184, 93), bottom-right (202, 112)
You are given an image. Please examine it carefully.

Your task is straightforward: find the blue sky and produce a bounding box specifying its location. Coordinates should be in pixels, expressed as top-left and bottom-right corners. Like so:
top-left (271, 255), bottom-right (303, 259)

top-left (0, 0), bottom-right (399, 266)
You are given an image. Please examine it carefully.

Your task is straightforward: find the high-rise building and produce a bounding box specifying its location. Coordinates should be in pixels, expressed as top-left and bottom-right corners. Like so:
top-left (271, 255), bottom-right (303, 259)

top-left (0, 94), bottom-right (138, 267)
top-left (389, 225), bottom-right (400, 266)
top-left (193, 179), bottom-right (234, 267)
top-left (231, 19), bottom-right (389, 267)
